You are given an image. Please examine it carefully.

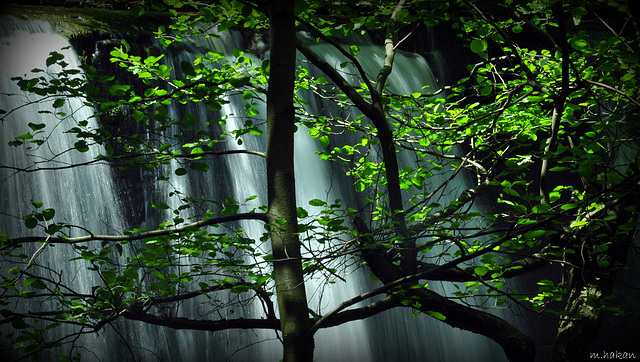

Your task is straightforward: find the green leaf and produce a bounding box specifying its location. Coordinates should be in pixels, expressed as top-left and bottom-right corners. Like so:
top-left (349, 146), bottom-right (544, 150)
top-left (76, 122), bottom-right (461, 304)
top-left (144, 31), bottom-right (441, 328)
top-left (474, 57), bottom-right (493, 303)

top-left (46, 223), bottom-right (63, 235)
top-left (560, 203), bottom-right (578, 210)
top-left (159, 143), bottom-right (172, 152)
top-left (121, 39), bottom-right (130, 53)
top-left (221, 204), bottom-right (239, 216)
top-left (474, 266), bottom-right (489, 277)
top-left (74, 140), bottom-right (89, 153)
top-left (108, 84), bottom-right (131, 97)
top-left (175, 167), bottom-right (188, 176)
top-left (597, 260), bottom-right (610, 267)
top-left (524, 229), bottom-right (547, 238)
top-left (152, 203), bottom-right (170, 210)
top-left (11, 317), bottom-right (28, 329)
top-left (349, 45), bottom-right (360, 57)
top-left (370, 271), bottom-right (379, 281)
top-left (308, 128), bottom-right (320, 138)
top-left (101, 271), bottom-right (117, 284)
top-left (17, 132), bottom-right (34, 140)
top-left (24, 278), bottom-right (46, 290)
top-left (470, 39), bottom-right (487, 54)
top-left (571, 39), bottom-right (588, 50)
top-left (319, 135), bottom-right (330, 147)
top-left (247, 274), bottom-right (270, 285)
top-left (309, 199), bottom-right (326, 207)
top-left (46, 51), bottom-right (64, 67)
top-left (231, 285), bottom-right (250, 293)
top-left (180, 61), bottom-right (196, 76)
top-left (426, 310), bottom-right (446, 321)
top-left (261, 59), bottom-right (270, 75)
top-left (537, 279), bottom-right (554, 287)
top-left (411, 176), bottom-right (424, 188)
top-left (23, 278), bottom-right (39, 287)
top-left (52, 98), bottom-right (66, 108)
top-left (230, 76), bottom-right (251, 87)
top-left (24, 217), bottom-right (38, 229)
top-left (395, 8), bottom-right (409, 22)
top-left (570, 220), bottom-right (589, 228)
top-left (242, 90), bottom-right (253, 100)
top-left (190, 162), bottom-right (210, 172)
top-left (532, 204), bottom-right (551, 214)
top-left (130, 5), bottom-right (145, 18)
top-left (296, 207), bottom-right (308, 218)
top-left (105, 144), bottom-right (115, 155)
top-left (621, 72), bottom-right (634, 82)
top-left (594, 244), bottom-right (609, 253)
top-left (480, 85), bottom-right (492, 96)
top-left (41, 208), bottom-right (55, 221)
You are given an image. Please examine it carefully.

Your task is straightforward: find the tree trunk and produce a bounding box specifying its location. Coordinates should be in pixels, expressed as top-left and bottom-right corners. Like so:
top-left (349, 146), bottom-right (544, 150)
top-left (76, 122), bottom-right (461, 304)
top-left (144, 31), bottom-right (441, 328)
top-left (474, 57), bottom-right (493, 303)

top-left (266, 1), bottom-right (313, 361)
top-left (551, 176), bottom-right (640, 362)
top-left (550, 279), bottom-right (607, 362)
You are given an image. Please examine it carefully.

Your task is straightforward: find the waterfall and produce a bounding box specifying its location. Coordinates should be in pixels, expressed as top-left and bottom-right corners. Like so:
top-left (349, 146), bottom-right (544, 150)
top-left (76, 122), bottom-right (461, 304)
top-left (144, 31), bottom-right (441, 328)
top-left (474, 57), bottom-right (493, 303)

top-left (0, 17), bottom-right (135, 360)
top-left (295, 36), bottom-right (515, 362)
top-left (0, 16), bottom-right (528, 361)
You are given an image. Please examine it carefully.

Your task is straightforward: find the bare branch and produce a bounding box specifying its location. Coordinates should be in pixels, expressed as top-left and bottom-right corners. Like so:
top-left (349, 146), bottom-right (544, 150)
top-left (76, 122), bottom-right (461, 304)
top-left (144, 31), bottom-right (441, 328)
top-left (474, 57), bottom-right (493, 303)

top-left (121, 310), bottom-right (280, 332)
top-left (375, 0), bottom-right (408, 96)
top-left (3, 212), bottom-right (269, 249)
top-left (314, 295), bottom-right (400, 329)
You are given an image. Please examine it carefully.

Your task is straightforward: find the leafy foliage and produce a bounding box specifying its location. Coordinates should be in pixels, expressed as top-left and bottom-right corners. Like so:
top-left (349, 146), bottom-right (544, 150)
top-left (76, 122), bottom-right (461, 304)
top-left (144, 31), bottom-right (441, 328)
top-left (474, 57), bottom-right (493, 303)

top-left (0, 0), bottom-right (638, 361)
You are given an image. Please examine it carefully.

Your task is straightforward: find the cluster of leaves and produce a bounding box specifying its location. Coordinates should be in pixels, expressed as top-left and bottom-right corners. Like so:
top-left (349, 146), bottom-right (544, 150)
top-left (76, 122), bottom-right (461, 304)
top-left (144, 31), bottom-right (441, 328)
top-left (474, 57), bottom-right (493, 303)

top-left (291, 0), bottom-right (639, 318)
top-left (1, 0), bottom-right (639, 360)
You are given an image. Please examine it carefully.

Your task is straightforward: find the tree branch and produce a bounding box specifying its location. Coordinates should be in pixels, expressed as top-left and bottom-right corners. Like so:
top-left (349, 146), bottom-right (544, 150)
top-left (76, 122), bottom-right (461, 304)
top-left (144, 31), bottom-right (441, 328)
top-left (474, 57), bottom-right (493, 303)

top-left (539, 3), bottom-right (570, 204)
top-left (584, 79), bottom-right (640, 108)
top-left (122, 310), bottom-right (280, 332)
top-left (296, 41), bottom-right (375, 118)
top-left (314, 210), bottom-right (564, 335)
top-left (295, 16), bottom-right (376, 98)
top-left (2, 212), bottom-right (269, 249)
top-left (408, 287), bottom-right (535, 362)
top-left (314, 295), bottom-right (400, 329)
top-left (375, 0), bottom-right (407, 97)
top-left (417, 254), bottom-right (550, 282)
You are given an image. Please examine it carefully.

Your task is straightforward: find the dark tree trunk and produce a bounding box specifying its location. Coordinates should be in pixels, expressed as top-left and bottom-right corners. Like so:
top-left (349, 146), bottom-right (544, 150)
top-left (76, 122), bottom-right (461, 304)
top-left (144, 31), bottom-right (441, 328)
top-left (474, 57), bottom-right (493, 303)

top-left (551, 175), bottom-right (640, 362)
top-left (266, 0), bottom-right (313, 361)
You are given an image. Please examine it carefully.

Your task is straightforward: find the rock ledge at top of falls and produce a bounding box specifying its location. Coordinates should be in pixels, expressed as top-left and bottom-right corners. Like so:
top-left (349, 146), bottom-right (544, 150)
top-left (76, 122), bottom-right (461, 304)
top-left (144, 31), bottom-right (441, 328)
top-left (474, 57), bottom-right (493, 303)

top-left (1, 3), bottom-right (172, 40)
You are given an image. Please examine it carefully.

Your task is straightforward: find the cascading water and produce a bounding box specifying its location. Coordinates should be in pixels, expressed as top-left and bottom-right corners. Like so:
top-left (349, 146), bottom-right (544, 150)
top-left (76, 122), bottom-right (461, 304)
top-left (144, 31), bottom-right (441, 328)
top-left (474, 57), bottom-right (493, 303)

top-left (0, 15), bottom-right (533, 361)
top-left (295, 36), bottom-right (519, 362)
top-left (0, 17), bottom-right (137, 360)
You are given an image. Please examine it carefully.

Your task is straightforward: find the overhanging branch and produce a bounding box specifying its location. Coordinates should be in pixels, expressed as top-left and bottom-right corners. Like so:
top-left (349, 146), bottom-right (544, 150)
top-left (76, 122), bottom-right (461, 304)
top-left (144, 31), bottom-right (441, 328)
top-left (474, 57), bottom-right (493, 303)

top-left (314, 295), bottom-right (400, 329)
top-left (2, 212), bottom-right (269, 249)
top-left (122, 310), bottom-right (280, 332)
